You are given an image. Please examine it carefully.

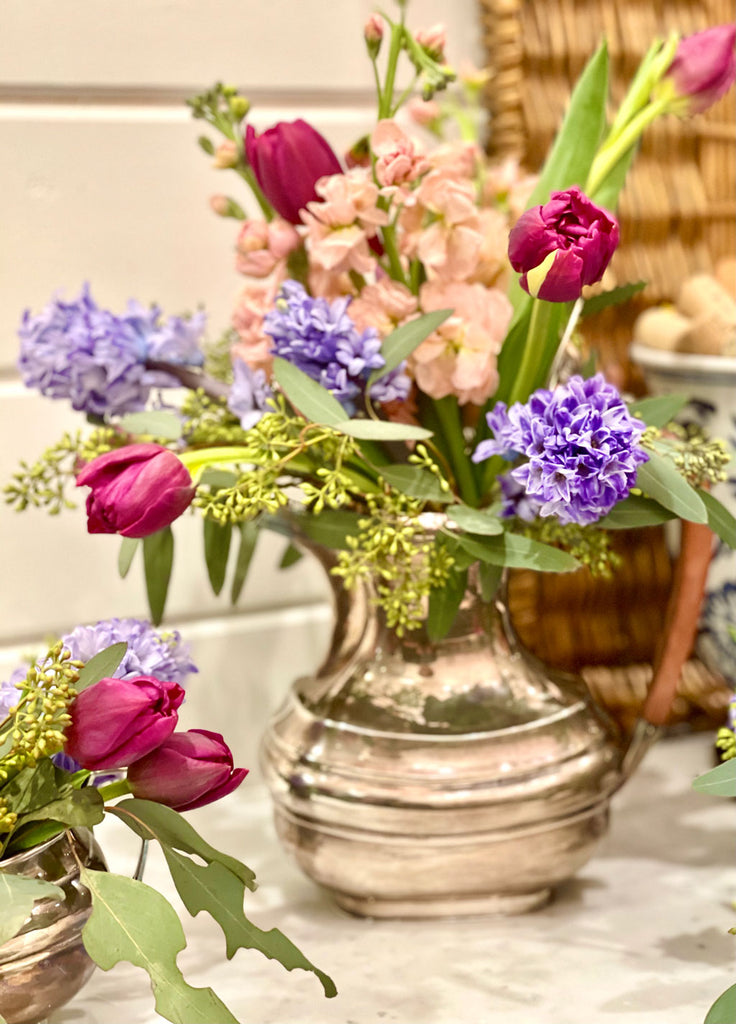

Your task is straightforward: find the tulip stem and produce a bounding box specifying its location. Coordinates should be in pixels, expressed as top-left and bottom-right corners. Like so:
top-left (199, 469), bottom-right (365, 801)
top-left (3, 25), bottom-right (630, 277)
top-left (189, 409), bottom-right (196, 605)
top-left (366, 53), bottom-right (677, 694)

top-left (506, 298), bottom-right (557, 409)
top-left (431, 396), bottom-right (480, 507)
top-left (586, 95), bottom-right (670, 196)
top-left (98, 779), bottom-right (132, 802)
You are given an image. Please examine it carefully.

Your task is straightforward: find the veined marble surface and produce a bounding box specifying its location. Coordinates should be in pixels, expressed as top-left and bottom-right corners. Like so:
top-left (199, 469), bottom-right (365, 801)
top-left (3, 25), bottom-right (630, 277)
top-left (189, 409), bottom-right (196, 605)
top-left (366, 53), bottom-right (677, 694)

top-left (48, 733), bottom-right (735, 1024)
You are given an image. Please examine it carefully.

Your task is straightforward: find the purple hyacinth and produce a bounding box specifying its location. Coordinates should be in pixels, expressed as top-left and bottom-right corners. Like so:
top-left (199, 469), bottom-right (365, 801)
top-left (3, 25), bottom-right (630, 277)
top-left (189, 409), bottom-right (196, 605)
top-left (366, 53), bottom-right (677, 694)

top-left (18, 284), bottom-right (206, 417)
top-left (472, 374), bottom-right (649, 526)
top-left (263, 280), bottom-right (409, 410)
top-left (60, 617), bottom-right (197, 686)
top-left (227, 358), bottom-right (274, 429)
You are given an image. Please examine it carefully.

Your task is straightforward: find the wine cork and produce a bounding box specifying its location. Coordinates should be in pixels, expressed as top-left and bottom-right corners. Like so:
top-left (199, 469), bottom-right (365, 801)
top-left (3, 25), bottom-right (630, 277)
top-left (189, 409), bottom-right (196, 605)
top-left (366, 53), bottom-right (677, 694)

top-left (677, 273), bottom-right (736, 326)
top-left (632, 307), bottom-right (693, 351)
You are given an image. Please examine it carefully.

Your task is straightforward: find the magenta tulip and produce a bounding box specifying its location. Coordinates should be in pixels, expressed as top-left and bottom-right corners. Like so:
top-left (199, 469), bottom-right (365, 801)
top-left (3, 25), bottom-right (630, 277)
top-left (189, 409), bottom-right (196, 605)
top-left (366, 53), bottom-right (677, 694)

top-left (65, 675), bottom-right (184, 771)
top-left (76, 443), bottom-right (195, 538)
top-left (666, 25), bottom-right (736, 115)
top-left (127, 729), bottom-right (248, 811)
top-left (508, 186), bottom-right (619, 302)
top-left (245, 119), bottom-right (342, 224)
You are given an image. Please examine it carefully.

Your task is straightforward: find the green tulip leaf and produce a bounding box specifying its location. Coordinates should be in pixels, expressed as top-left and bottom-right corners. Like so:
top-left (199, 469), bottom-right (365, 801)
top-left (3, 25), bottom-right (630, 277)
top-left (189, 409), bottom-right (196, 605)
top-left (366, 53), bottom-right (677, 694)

top-left (379, 465), bottom-right (452, 503)
top-left (447, 504), bottom-right (504, 535)
top-left (273, 357), bottom-right (345, 426)
top-left (0, 875), bottom-right (65, 946)
top-left (598, 494), bottom-right (677, 530)
top-left (455, 532), bottom-right (579, 572)
top-left (366, 309), bottom-right (453, 387)
top-left (628, 393), bottom-right (690, 428)
top-left (230, 521), bottom-right (259, 603)
top-left (118, 537), bottom-right (140, 579)
top-left (581, 280), bottom-right (647, 317)
top-left (76, 642), bottom-right (128, 692)
top-left (118, 410), bottom-right (183, 442)
top-left (692, 758), bottom-right (736, 799)
top-left (699, 489), bottom-right (736, 549)
top-left (704, 983), bottom-right (736, 1024)
top-left (80, 868), bottom-right (240, 1024)
top-left (427, 568), bottom-right (468, 642)
top-left (143, 527), bottom-right (175, 625)
top-left (203, 519), bottom-right (233, 596)
top-left (635, 452), bottom-right (708, 524)
top-left (335, 419), bottom-right (433, 441)
top-left (279, 542), bottom-right (303, 569)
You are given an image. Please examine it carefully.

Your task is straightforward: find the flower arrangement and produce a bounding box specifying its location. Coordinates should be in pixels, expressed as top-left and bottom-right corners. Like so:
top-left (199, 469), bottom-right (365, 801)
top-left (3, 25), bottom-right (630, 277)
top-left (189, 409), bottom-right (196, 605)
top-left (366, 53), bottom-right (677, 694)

top-left (4, 12), bottom-right (736, 642)
top-left (0, 619), bottom-right (335, 1023)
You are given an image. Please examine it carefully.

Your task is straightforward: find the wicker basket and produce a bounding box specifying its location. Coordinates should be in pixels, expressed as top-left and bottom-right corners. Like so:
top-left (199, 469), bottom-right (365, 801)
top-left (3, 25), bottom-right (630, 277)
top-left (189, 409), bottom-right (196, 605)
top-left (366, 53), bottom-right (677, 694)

top-left (481, 0), bottom-right (735, 731)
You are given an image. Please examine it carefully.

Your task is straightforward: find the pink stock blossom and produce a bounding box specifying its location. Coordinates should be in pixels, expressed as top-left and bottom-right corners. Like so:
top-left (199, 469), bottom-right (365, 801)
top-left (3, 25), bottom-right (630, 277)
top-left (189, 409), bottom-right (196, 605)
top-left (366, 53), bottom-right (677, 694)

top-left (231, 279), bottom-right (281, 372)
top-left (407, 97), bottom-right (442, 128)
top-left (235, 219), bottom-right (300, 277)
top-left (371, 120), bottom-right (430, 188)
top-left (301, 169), bottom-right (388, 275)
top-left (400, 170), bottom-right (483, 281)
top-left (427, 141), bottom-right (481, 179)
top-left (469, 208), bottom-right (512, 288)
top-left (415, 24), bottom-right (446, 61)
top-left (348, 279), bottom-right (419, 337)
top-left (482, 157), bottom-right (539, 221)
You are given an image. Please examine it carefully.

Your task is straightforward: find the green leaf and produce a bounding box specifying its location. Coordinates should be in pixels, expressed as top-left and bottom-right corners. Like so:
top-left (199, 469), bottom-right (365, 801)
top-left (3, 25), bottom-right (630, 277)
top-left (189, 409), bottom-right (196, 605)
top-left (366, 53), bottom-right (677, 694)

top-left (119, 411), bottom-right (183, 441)
top-left (582, 281), bottom-right (647, 317)
top-left (427, 568), bottom-right (467, 642)
top-left (16, 787), bottom-right (104, 831)
top-left (692, 758), bottom-right (736, 798)
top-left (379, 465), bottom-right (452, 503)
top-left (478, 562), bottom-right (503, 602)
top-left (199, 467), bottom-right (239, 489)
top-left (162, 848), bottom-right (337, 999)
top-left (699, 489), bottom-right (736, 549)
top-left (118, 537), bottom-right (140, 579)
top-left (76, 641), bottom-right (128, 692)
top-left (80, 868), bottom-right (240, 1024)
top-left (4, 820), bottom-right (66, 855)
top-left (110, 799), bottom-right (255, 889)
top-left (454, 532), bottom-right (579, 572)
top-left (636, 453), bottom-right (707, 524)
top-left (628, 394), bottom-right (690, 428)
top-left (143, 527), bottom-right (174, 625)
top-left (230, 521), bottom-right (259, 603)
top-left (447, 504), bottom-right (504, 535)
top-left (203, 519), bottom-right (233, 596)
top-left (290, 509), bottom-right (362, 550)
top-left (366, 309), bottom-right (453, 387)
top-left (598, 494), bottom-right (677, 530)
top-left (0, 875), bottom-right (65, 946)
top-left (704, 983), bottom-right (736, 1024)
top-left (279, 542), bottom-right (303, 569)
top-left (334, 419), bottom-right (433, 441)
top-left (0, 761), bottom-right (58, 816)
top-left (273, 357), bottom-right (345, 426)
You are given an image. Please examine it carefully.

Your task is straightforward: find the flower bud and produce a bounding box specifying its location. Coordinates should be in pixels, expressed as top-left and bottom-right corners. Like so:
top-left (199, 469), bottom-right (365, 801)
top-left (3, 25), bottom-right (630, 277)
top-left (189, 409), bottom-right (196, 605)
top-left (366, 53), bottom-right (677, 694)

top-left (663, 25), bottom-right (736, 115)
top-left (127, 729), bottom-right (248, 811)
top-left (245, 119), bottom-right (342, 224)
top-left (76, 443), bottom-right (195, 539)
top-left (65, 675), bottom-right (184, 771)
top-left (508, 186), bottom-right (619, 302)
top-left (209, 194), bottom-right (245, 219)
top-left (416, 24), bottom-right (447, 61)
top-left (213, 140), bottom-right (238, 169)
top-left (228, 95), bottom-right (251, 120)
top-left (364, 13), bottom-right (384, 57)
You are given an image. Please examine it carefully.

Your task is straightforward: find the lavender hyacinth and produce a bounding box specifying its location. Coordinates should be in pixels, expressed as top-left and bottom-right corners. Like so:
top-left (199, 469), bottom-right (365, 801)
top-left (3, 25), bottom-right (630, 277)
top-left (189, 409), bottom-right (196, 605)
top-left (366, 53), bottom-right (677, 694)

top-left (60, 617), bottom-right (197, 685)
top-left (18, 284), bottom-right (206, 417)
top-left (263, 280), bottom-right (410, 410)
top-left (473, 374), bottom-right (649, 526)
top-left (227, 358), bottom-right (274, 429)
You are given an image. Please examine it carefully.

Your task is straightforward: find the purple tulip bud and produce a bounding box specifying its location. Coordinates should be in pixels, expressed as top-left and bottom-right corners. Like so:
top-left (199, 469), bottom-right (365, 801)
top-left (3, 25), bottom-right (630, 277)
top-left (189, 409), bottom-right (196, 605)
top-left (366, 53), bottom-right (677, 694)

top-left (127, 729), bottom-right (248, 811)
top-left (65, 675), bottom-right (184, 771)
top-left (508, 186), bottom-right (619, 302)
top-left (76, 443), bottom-right (195, 538)
top-left (245, 119), bottom-right (342, 224)
top-left (666, 25), bottom-right (736, 115)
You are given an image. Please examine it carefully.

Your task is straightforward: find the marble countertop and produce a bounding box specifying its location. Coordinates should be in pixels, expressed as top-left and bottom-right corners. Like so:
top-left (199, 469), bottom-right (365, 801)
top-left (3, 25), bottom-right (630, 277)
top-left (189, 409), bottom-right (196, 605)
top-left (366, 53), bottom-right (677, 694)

top-left (49, 733), bottom-right (735, 1024)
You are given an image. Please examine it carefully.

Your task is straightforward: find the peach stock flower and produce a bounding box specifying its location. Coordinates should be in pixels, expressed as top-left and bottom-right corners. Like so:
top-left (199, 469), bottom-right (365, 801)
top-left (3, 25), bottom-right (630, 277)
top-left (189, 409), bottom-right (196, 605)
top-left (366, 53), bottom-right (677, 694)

top-left (400, 170), bottom-right (483, 281)
top-left (235, 219), bottom-right (300, 278)
top-left (409, 281), bottom-right (512, 405)
top-left (348, 279), bottom-right (418, 337)
top-left (231, 279), bottom-right (281, 372)
top-left (371, 119), bottom-right (430, 189)
top-left (301, 169), bottom-right (388, 275)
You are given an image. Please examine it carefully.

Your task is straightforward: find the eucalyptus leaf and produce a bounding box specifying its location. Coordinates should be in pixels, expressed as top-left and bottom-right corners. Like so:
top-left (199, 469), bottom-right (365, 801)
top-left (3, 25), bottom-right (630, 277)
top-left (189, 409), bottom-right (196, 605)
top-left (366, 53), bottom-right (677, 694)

top-left (628, 394), bottom-right (690, 428)
top-left (3, 820), bottom-right (66, 855)
top-left (0, 761), bottom-right (58, 817)
top-left (335, 419), bottom-right (433, 441)
top-left (635, 453), bottom-right (707, 524)
top-left (691, 758), bottom-right (736, 798)
top-left (203, 519), bottom-right (233, 596)
top-left (379, 465), bottom-right (452, 503)
top-left (598, 494), bottom-right (676, 530)
top-left (162, 848), bottom-right (337, 998)
top-left (447, 504), bottom-right (504, 535)
top-left (80, 868), bottom-right (240, 1024)
top-left (199, 467), bottom-right (239, 489)
top-left (704, 983), bottom-right (736, 1024)
top-left (0, 875), bottom-right (65, 946)
top-left (16, 787), bottom-right (104, 831)
top-left (699, 489), bottom-right (736, 549)
top-left (292, 509), bottom-right (362, 550)
top-left (478, 563), bottom-right (503, 602)
top-left (279, 542), bottom-right (303, 569)
top-left (119, 411), bottom-right (183, 442)
top-left (273, 357), bottom-right (345, 426)
top-left (454, 532), bottom-right (579, 572)
top-left (118, 537), bottom-right (140, 579)
top-left (427, 568), bottom-right (468, 642)
top-left (230, 521), bottom-right (259, 603)
top-left (76, 642), bottom-right (128, 692)
top-left (143, 527), bottom-right (174, 625)
top-left (366, 309), bottom-right (453, 387)
top-left (581, 281), bottom-right (647, 317)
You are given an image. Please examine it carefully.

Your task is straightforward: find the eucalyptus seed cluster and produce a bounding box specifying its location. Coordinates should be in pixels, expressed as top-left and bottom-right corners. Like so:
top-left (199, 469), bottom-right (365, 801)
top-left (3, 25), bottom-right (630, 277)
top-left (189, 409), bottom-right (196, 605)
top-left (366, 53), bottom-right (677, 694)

top-left (0, 642), bottom-right (81, 788)
top-left (181, 390), bottom-right (251, 447)
top-left (333, 493), bottom-right (456, 635)
top-left (520, 519), bottom-right (621, 577)
top-left (716, 726), bottom-right (736, 761)
top-left (643, 424), bottom-right (731, 486)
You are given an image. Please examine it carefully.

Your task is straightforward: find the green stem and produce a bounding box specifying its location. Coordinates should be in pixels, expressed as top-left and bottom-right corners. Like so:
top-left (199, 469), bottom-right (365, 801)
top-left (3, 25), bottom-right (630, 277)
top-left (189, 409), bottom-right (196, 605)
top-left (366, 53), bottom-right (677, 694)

top-left (379, 23), bottom-right (405, 120)
top-left (586, 96), bottom-right (670, 196)
top-left (236, 165), bottom-right (273, 220)
top-left (98, 779), bottom-right (132, 802)
top-left (505, 299), bottom-right (557, 409)
top-left (431, 397), bottom-right (480, 507)
top-left (380, 219), bottom-right (408, 285)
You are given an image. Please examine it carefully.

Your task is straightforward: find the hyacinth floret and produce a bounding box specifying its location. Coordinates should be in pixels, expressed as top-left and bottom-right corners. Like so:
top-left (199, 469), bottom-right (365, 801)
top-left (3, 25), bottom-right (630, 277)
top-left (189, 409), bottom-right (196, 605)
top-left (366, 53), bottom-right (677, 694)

top-left (473, 374), bottom-right (649, 526)
top-left (227, 357), bottom-right (274, 429)
top-left (263, 280), bottom-right (410, 409)
top-left (18, 284), bottom-right (206, 417)
top-left (60, 617), bottom-right (198, 686)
